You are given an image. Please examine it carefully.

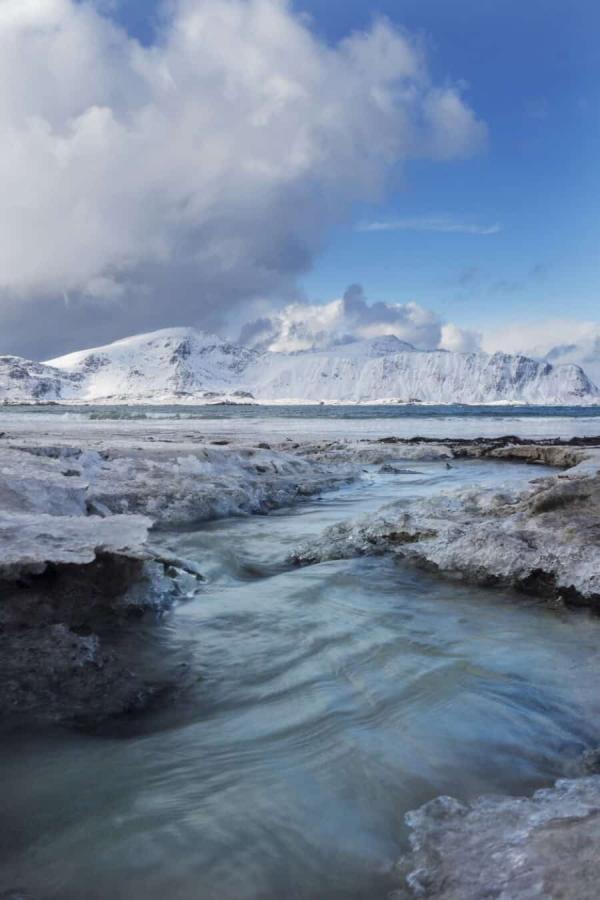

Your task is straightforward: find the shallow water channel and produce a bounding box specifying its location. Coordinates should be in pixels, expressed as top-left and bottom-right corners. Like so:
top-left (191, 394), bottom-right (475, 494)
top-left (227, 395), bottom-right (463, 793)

top-left (3, 459), bottom-right (600, 899)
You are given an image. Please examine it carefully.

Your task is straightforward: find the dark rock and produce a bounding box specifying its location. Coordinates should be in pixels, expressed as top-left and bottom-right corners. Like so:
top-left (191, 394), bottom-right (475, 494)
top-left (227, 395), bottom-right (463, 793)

top-left (379, 464), bottom-right (424, 475)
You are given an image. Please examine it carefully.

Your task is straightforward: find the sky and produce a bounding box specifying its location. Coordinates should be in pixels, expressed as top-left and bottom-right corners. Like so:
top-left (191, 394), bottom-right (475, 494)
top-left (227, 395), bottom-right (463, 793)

top-left (1, 0), bottom-right (599, 378)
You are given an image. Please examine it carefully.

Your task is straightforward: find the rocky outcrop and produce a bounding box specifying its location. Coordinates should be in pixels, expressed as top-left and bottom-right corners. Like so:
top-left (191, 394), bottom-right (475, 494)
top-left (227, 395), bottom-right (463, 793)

top-left (0, 505), bottom-right (172, 726)
top-left (0, 624), bottom-right (165, 728)
top-left (0, 551), bottom-right (173, 728)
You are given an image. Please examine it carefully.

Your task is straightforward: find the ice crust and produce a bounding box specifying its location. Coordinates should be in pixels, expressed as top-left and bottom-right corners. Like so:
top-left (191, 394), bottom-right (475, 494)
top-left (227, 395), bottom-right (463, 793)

top-left (0, 446), bottom-right (88, 515)
top-left (293, 447), bottom-right (600, 605)
top-left (0, 433), bottom-right (355, 724)
top-left (84, 445), bottom-right (354, 524)
top-left (0, 435), bottom-right (355, 584)
top-left (0, 512), bottom-right (151, 580)
top-left (396, 776), bottom-right (600, 899)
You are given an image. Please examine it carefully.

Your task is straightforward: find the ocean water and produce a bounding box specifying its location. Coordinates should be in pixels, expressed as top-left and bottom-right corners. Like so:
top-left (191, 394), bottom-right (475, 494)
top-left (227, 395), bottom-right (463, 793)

top-left (2, 458), bottom-right (600, 899)
top-left (2, 402), bottom-right (600, 441)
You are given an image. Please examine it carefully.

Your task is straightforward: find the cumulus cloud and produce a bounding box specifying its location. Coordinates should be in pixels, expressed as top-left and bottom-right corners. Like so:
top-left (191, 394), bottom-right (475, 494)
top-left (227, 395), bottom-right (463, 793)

top-left (0, 0), bottom-right (486, 359)
top-left (439, 322), bottom-right (482, 353)
top-left (239, 283), bottom-right (482, 353)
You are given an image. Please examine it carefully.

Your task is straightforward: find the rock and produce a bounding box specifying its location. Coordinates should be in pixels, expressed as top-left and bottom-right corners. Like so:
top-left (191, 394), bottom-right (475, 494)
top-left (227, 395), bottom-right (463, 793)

top-left (0, 624), bottom-right (155, 727)
top-left (580, 748), bottom-right (600, 775)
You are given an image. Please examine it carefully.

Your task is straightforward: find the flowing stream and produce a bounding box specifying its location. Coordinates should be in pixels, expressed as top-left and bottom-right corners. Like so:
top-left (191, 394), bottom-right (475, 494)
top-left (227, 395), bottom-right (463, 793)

top-left (3, 459), bottom-right (600, 899)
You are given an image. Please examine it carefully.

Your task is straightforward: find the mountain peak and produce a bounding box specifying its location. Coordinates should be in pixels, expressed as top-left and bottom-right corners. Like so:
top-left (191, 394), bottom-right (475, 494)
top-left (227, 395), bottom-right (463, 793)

top-left (333, 335), bottom-right (417, 356)
top-left (45, 326), bottom-right (229, 369)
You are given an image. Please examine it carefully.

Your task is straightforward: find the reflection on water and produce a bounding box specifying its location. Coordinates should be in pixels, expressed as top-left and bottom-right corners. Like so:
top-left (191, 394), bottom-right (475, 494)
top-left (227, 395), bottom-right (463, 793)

top-left (2, 461), bottom-right (600, 899)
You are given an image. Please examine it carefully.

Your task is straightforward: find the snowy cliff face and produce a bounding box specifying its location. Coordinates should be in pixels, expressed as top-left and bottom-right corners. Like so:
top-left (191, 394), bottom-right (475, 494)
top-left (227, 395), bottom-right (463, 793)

top-left (243, 342), bottom-right (598, 404)
top-left (0, 327), bottom-right (595, 405)
top-left (0, 355), bottom-right (80, 403)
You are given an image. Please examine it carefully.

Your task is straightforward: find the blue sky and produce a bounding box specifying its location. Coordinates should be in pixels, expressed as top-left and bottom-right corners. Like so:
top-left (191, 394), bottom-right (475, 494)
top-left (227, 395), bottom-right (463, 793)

top-left (104, 0), bottom-right (600, 333)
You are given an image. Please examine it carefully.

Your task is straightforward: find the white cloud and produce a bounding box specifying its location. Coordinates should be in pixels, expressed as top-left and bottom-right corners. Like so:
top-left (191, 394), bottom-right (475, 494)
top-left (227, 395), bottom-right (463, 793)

top-left (439, 322), bottom-right (481, 353)
top-left (239, 283), bottom-right (482, 353)
top-left (358, 215), bottom-right (501, 234)
top-left (0, 0), bottom-right (486, 358)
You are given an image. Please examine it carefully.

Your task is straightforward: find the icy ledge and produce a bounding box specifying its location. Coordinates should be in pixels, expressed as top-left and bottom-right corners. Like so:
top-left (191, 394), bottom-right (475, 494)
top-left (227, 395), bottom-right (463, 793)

top-left (0, 438), bottom-right (355, 726)
top-left (394, 775), bottom-right (600, 899)
top-left (0, 512), bottom-right (150, 580)
top-left (293, 444), bottom-right (600, 608)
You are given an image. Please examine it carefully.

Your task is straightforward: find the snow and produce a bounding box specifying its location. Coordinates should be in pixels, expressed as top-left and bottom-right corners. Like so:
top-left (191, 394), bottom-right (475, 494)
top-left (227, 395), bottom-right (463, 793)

top-left (45, 327), bottom-right (258, 402)
top-left (0, 441), bottom-right (152, 579)
top-left (0, 326), bottom-right (594, 405)
top-left (0, 354), bottom-right (80, 402)
top-left (244, 345), bottom-right (598, 404)
top-left (2, 416), bottom-right (600, 605)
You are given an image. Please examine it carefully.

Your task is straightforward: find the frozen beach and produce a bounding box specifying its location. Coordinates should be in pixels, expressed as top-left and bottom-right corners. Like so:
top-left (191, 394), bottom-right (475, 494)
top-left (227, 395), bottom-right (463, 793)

top-left (1, 405), bottom-right (600, 899)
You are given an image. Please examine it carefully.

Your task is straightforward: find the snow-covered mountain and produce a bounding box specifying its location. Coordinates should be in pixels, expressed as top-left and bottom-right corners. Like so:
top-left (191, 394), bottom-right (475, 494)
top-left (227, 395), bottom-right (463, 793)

top-left (0, 327), bottom-right (597, 405)
top-left (245, 337), bottom-right (598, 404)
top-left (45, 328), bottom-right (258, 403)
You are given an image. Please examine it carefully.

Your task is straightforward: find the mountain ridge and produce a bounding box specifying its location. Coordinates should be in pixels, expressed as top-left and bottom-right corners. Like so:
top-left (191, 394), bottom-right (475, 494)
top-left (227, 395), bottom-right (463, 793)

top-left (0, 327), bottom-right (596, 405)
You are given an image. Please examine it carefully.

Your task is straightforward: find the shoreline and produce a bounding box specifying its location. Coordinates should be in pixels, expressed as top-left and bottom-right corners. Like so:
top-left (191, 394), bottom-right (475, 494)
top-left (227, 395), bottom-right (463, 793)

top-left (3, 398), bottom-right (600, 409)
